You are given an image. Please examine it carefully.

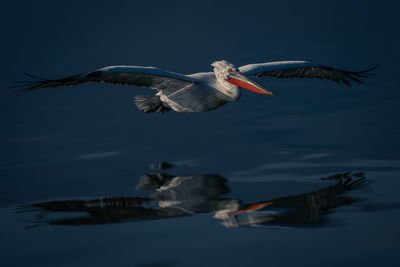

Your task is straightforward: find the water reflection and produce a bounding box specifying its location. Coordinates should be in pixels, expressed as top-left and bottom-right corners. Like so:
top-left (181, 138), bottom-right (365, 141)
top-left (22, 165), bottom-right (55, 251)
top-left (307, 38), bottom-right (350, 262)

top-left (22, 165), bottom-right (369, 228)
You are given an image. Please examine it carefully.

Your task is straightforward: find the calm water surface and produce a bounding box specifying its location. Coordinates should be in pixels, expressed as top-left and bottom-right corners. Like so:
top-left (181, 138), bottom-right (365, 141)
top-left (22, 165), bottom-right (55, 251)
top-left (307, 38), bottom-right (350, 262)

top-left (1, 1), bottom-right (400, 266)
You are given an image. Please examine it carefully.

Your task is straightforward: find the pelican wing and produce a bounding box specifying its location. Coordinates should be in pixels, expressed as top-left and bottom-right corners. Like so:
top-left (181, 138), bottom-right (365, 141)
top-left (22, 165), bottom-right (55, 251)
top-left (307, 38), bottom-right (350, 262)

top-left (12, 65), bottom-right (196, 96)
top-left (239, 61), bottom-right (378, 86)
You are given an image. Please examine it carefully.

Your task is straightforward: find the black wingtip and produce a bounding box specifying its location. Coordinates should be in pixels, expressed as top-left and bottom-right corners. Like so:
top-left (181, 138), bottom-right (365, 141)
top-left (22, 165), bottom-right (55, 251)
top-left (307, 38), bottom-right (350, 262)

top-left (9, 72), bottom-right (47, 97)
top-left (356, 64), bottom-right (380, 76)
top-left (21, 72), bottom-right (48, 81)
top-left (9, 86), bottom-right (30, 97)
top-left (366, 64), bottom-right (380, 72)
top-left (340, 64), bottom-right (379, 86)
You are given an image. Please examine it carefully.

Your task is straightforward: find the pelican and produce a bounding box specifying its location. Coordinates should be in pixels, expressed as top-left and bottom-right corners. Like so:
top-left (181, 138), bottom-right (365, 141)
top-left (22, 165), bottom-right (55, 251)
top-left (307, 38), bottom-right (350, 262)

top-left (13, 60), bottom-right (378, 113)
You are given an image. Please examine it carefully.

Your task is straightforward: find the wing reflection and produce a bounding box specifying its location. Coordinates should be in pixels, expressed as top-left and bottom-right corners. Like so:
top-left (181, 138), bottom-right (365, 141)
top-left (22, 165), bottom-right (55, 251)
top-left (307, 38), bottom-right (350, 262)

top-left (23, 166), bottom-right (369, 228)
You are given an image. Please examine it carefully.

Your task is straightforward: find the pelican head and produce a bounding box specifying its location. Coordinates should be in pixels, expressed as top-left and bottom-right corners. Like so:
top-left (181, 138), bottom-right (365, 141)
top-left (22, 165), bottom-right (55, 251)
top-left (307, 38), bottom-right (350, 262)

top-left (211, 60), bottom-right (273, 96)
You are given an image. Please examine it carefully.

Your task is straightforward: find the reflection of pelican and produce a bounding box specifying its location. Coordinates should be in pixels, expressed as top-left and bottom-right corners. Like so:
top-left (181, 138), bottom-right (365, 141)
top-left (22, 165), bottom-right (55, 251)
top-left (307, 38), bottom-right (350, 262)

top-left (22, 165), bottom-right (369, 228)
top-left (13, 61), bottom-right (377, 113)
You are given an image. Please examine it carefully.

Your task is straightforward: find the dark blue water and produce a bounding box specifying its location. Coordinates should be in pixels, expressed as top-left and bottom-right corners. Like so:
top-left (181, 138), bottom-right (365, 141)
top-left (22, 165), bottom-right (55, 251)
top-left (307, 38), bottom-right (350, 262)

top-left (1, 1), bottom-right (400, 266)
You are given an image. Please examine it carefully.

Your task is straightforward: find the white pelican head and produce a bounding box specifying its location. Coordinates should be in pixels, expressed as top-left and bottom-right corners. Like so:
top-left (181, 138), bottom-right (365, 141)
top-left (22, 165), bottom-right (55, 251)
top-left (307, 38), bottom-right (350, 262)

top-left (211, 60), bottom-right (273, 96)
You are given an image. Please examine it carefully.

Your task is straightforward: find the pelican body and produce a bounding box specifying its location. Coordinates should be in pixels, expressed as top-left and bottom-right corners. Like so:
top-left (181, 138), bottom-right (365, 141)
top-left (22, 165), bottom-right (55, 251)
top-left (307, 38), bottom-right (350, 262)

top-left (14, 60), bottom-right (377, 113)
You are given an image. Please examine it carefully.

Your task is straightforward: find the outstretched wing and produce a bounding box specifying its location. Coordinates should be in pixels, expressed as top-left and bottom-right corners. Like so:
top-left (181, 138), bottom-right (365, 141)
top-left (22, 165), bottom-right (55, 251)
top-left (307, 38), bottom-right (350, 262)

top-left (239, 61), bottom-right (378, 86)
top-left (12, 65), bottom-right (196, 96)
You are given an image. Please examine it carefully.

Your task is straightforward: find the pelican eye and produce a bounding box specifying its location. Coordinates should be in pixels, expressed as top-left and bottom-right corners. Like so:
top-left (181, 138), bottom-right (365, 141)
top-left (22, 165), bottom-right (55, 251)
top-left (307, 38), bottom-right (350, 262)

top-left (227, 68), bottom-right (234, 73)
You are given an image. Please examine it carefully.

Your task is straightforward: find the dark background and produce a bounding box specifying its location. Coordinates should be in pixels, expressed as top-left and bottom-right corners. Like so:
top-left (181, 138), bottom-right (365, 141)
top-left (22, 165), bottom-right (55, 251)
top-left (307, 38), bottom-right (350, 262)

top-left (1, 1), bottom-right (399, 266)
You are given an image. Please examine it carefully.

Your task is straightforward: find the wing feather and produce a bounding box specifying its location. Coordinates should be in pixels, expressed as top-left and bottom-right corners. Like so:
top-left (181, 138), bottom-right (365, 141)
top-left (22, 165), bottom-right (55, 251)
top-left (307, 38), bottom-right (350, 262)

top-left (239, 61), bottom-right (378, 86)
top-left (11, 65), bottom-right (196, 96)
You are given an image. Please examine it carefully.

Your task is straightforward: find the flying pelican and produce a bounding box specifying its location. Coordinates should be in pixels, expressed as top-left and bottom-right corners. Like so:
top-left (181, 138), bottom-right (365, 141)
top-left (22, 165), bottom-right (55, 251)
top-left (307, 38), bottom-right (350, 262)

top-left (13, 60), bottom-right (377, 113)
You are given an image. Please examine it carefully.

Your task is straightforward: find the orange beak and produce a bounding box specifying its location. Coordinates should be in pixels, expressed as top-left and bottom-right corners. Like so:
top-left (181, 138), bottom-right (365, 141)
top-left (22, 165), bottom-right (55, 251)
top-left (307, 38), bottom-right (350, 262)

top-left (226, 72), bottom-right (273, 95)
